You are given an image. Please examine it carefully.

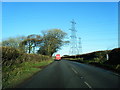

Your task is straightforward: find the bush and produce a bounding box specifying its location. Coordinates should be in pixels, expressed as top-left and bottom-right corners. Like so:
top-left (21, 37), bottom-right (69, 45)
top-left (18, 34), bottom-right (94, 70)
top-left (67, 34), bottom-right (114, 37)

top-left (2, 46), bottom-right (53, 88)
top-left (2, 47), bottom-right (22, 66)
top-left (2, 46), bottom-right (51, 67)
top-left (108, 48), bottom-right (120, 65)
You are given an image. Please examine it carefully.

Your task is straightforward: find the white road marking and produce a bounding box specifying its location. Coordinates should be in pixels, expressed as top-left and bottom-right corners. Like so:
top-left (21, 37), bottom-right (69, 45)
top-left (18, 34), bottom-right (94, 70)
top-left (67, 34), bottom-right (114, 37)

top-left (80, 77), bottom-right (84, 79)
top-left (71, 68), bottom-right (78, 74)
top-left (114, 73), bottom-right (120, 77)
top-left (84, 81), bottom-right (92, 88)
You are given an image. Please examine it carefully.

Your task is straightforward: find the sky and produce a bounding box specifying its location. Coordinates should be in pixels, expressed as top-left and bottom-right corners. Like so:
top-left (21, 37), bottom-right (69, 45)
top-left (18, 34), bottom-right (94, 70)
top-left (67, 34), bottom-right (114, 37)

top-left (1, 0), bottom-right (120, 2)
top-left (2, 2), bottom-right (118, 56)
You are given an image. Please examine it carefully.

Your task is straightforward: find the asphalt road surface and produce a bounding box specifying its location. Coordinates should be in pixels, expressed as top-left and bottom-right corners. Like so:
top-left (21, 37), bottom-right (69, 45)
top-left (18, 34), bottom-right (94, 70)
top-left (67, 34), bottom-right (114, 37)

top-left (17, 60), bottom-right (120, 88)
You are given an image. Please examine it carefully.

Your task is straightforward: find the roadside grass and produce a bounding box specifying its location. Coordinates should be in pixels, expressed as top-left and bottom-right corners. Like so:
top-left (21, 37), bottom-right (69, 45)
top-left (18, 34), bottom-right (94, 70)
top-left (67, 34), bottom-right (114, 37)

top-left (64, 58), bottom-right (120, 74)
top-left (2, 60), bottom-right (53, 89)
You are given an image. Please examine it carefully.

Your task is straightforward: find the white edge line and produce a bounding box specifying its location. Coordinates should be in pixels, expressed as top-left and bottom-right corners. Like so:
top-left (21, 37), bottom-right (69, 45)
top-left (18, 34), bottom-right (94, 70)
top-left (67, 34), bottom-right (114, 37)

top-left (84, 81), bottom-right (92, 88)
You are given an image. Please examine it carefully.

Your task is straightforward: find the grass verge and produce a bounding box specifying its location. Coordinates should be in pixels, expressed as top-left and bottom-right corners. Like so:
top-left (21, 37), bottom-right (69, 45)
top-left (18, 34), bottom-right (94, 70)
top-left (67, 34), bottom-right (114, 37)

top-left (64, 58), bottom-right (120, 75)
top-left (2, 60), bottom-right (53, 89)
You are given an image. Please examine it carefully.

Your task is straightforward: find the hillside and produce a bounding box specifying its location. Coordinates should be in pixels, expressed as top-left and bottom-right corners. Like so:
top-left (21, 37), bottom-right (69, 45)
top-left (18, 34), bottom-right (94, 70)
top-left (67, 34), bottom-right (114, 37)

top-left (62, 48), bottom-right (120, 74)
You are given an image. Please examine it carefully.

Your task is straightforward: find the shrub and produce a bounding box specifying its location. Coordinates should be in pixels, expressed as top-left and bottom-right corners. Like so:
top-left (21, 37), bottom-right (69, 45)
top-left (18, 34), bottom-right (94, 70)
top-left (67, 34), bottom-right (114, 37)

top-left (108, 48), bottom-right (120, 65)
top-left (2, 46), bottom-right (51, 67)
top-left (2, 47), bottom-right (22, 66)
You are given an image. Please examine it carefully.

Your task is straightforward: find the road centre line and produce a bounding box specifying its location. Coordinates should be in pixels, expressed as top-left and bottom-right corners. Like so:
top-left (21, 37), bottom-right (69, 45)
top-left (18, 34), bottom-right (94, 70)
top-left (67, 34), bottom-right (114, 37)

top-left (80, 77), bottom-right (84, 79)
top-left (84, 81), bottom-right (92, 88)
top-left (71, 68), bottom-right (78, 74)
top-left (114, 73), bottom-right (120, 77)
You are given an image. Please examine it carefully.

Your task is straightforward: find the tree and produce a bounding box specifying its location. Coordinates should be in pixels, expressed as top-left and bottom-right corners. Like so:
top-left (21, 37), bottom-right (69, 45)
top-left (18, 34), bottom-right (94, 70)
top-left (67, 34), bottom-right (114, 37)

top-left (21, 34), bottom-right (42, 53)
top-left (37, 29), bottom-right (68, 56)
top-left (1, 36), bottom-right (26, 48)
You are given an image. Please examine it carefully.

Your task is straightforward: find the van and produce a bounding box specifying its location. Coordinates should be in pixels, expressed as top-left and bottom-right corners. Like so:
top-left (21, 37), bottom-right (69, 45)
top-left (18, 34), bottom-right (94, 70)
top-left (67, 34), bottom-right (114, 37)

top-left (55, 54), bottom-right (61, 60)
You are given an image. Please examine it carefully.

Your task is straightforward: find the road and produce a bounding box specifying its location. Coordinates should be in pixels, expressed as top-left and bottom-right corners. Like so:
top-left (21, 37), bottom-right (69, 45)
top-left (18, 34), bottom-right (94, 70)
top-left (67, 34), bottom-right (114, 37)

top-left (17, 60), bottom-right (120, 88)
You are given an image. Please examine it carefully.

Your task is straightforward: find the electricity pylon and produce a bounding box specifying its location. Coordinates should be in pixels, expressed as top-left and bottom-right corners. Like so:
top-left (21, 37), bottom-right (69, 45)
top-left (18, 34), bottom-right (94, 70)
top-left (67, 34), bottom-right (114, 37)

top-left (69, 19), bottom-right (79, 55)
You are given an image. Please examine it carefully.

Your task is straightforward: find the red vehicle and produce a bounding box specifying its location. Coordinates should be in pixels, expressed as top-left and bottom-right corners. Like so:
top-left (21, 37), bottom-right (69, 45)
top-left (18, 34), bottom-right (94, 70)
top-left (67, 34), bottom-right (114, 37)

top-left (55, 54), bottom-right (61, 60)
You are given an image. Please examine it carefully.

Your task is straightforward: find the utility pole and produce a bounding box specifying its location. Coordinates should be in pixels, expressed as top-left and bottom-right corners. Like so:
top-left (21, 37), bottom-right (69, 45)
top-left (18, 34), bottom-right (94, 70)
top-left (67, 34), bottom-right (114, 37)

top-left (69, 19), bottom-right (79, 56)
